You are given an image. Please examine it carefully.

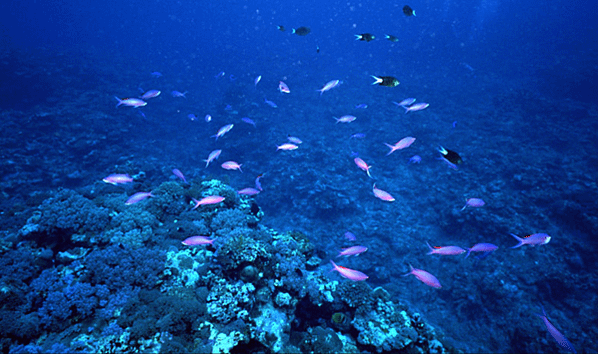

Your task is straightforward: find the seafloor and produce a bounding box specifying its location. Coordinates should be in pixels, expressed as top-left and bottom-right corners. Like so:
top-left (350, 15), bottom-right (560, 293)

top-left (0, 48), bottom-right (596, 353)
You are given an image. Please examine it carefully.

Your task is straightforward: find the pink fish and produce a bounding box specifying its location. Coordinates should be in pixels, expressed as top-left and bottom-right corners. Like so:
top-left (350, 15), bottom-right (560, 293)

top-left (212, 124), bottom-right (234, 140)
top-left (334, 115), bottom-right (356, 123)
top-left (255, 173), bottom-right (264, 191)
top-left (330, 260), bottom-right (368, 281)
top-left (140, 90), bottom-right (161, 99)
top-left (465, 243), bottom-right (498, 258)
top-left (102, 173), bottom-right (133, 185)
top-left (125, 191), bottom-right (154, 205)
top-left (192, 195), bottom-right (225, 209)
top-left (204, 149), bottom-right (222, 168)
top-left (264, 98), bottom-right (278, 108)
top-left (182, 236), bottom-right (214, 246)
top-left (385, 137), bottom-right (416, 155)
top-left (317, 80), bottom-right (341, 95)
top-left (172, 168), bottom-right (187, 184)
top-left (337, 246), bottom-right (368, 257)
top-left (373, 184), bottom-right (394, 202)
top-left (404, 102), bottom-right (429, 114)
top-left (171, 90), bottom-right (187, 98)
top-left (287, 135), bottom-right (303, 144)
top-left (510, 233), bottom-right (551, 248)
top-left (393, 98), bottom-right (416, 107)
top-left (461, 197), bottom-right (485, 211)
top-left (221, 161), bottom-right (242, 172)
top-left (354, 157), bottom-right (372, 178)
top-left (277, 143), bottom-right (298, 151)
top-left (403, 264), bottom-right (441, 289)
top-left (426, 242), bottom-right (466, 256)
top-left (238, 187), bottom-right (260, 196)
top-left (114, 97), bottom-right (147, 108)
top-left (344, 231), bottom-right (357, 241)
top-left (535, 306), bottom-right (576, 354)
top-left (278, 81), bottom-right (290, 94)
top-left (241, 117), bottom-right (256, 127)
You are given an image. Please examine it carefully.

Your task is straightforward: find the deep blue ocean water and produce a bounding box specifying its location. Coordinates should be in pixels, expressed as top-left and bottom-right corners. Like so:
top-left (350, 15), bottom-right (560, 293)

top-left (1, 0), bottom-right (597, 353)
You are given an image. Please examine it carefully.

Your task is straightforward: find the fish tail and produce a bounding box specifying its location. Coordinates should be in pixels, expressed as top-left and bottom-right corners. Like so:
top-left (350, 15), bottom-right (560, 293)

top-left (354, 34), bottom-right (362, 40)
top-left (464, 248), bottom-right (472, 259)
top-left (114, 96), bottom-right (122, 107)
top-left (384, 143), bottom-right (395, 155)
top-left (370, 76), bottom-right (382, 85)
top-left (510, 233), bottom-right (524, 248)
top-left (426, 241), bottom-right (435, 255)
top-left (403, 106), bottom-right (410, 114)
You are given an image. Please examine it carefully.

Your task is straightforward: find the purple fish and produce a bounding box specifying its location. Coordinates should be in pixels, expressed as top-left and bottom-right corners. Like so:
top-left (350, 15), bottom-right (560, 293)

top-left (337, 245), bottom-right (367, 257)
top-left (344, 231), bottom-right (356, 241)
top-left (404, 103), bottom-right (429, 113)
top-left (461, 198), bottom-right (485, 211)
top-left (465, 243), bottom-right (498, 258)
top-left (114, 97), bottom-right (147, 108)
top-left (426, 242), bottom-right (466, 256)
top-left (510, 233), bottom-right (551, 248)
top-left (241, 117), bottom-right (256, 127)
top-left (172, 169), bottom-right (187, 184)
top-left (171, 90), bottom-right (187, 98)
top-left (536, 306), bottom-right (576, 353)
top-left (264, 98), bottom-right (278, 108)
top-left (255, 174), bottom-right (264, 191)
top-left (409, 155), bottom-right (422, 164)
top-left (394, 98), bottom-right (416, 107)
top-left (238, 187), bottom-right (260, 196)
top-left (103, 173), bottom-right (133, 185)
top-left (125, 192), bottom-right (153, 205)
top-left (330, 260), bottom-right (368, 281)
top-left (140, 90), bottom-right (161, 99)
top-left (182, 236), bottom-right (214, 246)
top-left (403, 265), bottom-right (441, 289)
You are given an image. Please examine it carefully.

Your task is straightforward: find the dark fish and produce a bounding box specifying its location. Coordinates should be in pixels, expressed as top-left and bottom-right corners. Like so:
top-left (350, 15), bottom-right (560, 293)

top-left (370, 75), bottom-right (400, 87)
top-left (277, 25), bottom-right (285, 32)
top-left (385, 34), bottom-right (399, 42)
top-left (403, 5), bottom-right (416, 16)
top-left (292, 26), bottom-right (311, 36)
top-left (316, 45), bottom-right (320, 53)
top-left (355, 33), bottom-right (375, 42)
top-left (439, 146), bottom-right (463, 165)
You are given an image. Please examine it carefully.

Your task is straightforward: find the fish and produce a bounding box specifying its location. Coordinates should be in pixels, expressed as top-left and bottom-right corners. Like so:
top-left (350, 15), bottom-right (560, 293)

top-left (276, 143), bottom-right (298, 151)
top-left (394, 98), bottom-right (416, 107)
top-left (461, 198), bottom-right (485, 211)
top-left (238, 188), bottom-right (260, 196)
top-left (438, 146), bottom-right (463, 166)
top-left (204, 149), bottom-right (222, 168)
top-left (535, 305), bottom-right (577, 353)
top-left (317, 80), bottom-right (341, 95)
top-left (140, 90), bottom-right (161, 99)
top-left (355, 33), bottom-right (375, 42)
top-left (125, 192), bottom-right (154, 205)
top-left (344, 231), bottom-right (357, 241)
top-left (370, 76), bottom-right (399, 87)
top-left (354, 103), bottom-right (368, 109)
top-left (385, 34), bottom-right (399, 42)
top-left (385, 137), bottom-right (416, 155)
top-left (171, 90), bottom-right (187, 98)
top-left (264, 98), bottom-right (278, 108)
top-left (354, 158), bottom-right (373, 178)
top-left (277, 25), bottom-right (285, 32)
top-left (287, 135), bottom-right (303, 144)
top-left (192, 195), bottom-right (225, 209)
top-left (334, 115), bottom-right (357, 123)
top-left (221, 161), bottom-right (243, 172)
top-left (188, 114), bottom-right (198, 121)
top-left (337, 246), bottom-right (368, 257)
top-left (278, 81), bottom-right (290, 94)
top-left (114, 97), bottom-right (147, 108)
top-left (465, 243), bottom-right (498, 258)
top-left (102, 173), bottom-right (133, 185)
top-left (255, 174), bottom-right (264, 191)
top-left (350, 133), bottom-right (366, 139)
top-left (403, 265), bottom-right (441, 288)
top-left (254, 75), bottom-right (262, 86)
top-left (404, 102), bottom-right (429, 113)
top-left (409, 155), bottom-right (422, 164)
top-left (426, 242), bottom-right (466, 256)
top-left (373, 184), bottom-right (395, 202)
top-left (182, 236), bottom-right (214, 246)
top-left (214, 71), bottom-right (225, 79)
top-left (292, 26), bottom-right (311, 36)
top-left (241, 117), bottom-right (256, 127)
top-left (212, 124), bottom-right (234, 140)
top-left (330, 260), bottom-right (368, 281)
top-left (510, 233), bottom-right (551, 248)
top-left (172, 169), bottom-right (187, 184)
top-left (205, 114), bottom-right (212, 122)
top-left (403, 5), bottom-right (416, 16)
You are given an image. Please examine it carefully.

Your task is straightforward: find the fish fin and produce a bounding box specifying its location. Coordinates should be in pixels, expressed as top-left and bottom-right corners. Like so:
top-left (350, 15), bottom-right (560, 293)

top-left (114, 96), bottom-right (122, 107)
top-left (426, 241), bottom-right (435, 255)
top-left (354, 34), bottom-right (362, 40)
top-left (510, 233), bottom-right (524, 248)
top-left (370, 75), bottom-right (382, 85)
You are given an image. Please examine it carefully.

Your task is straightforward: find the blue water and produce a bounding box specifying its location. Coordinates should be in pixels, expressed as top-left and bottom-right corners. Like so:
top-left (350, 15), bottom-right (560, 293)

top-left (1, 0), bottom-right (597, 353)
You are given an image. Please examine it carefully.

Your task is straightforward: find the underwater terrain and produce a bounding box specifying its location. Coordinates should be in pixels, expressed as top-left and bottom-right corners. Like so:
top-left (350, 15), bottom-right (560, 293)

top-left (1, 0), bottom-right (597, 353)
